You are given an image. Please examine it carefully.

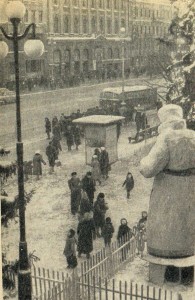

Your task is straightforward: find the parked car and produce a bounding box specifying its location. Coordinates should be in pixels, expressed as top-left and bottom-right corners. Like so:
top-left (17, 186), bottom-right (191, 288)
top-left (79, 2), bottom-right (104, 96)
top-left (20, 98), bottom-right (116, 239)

top-left (0, 88), bottom-right (15, 105)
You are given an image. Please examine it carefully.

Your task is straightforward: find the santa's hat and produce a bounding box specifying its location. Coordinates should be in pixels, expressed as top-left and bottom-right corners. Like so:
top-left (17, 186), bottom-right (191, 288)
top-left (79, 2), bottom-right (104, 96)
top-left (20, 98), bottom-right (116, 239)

top-left (158, 104), bottom-right (183, 123)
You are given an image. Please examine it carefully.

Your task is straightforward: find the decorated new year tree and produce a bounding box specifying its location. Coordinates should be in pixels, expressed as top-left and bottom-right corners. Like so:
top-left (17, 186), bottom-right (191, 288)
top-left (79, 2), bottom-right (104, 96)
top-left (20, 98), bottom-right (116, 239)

top-left (159, 0), bottom-right (195, 125)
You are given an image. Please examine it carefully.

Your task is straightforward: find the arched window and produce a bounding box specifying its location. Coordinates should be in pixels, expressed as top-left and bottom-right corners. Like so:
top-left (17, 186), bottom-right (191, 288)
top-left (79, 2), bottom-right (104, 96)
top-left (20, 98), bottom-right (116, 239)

top-left (107, 48), bottom-right (113, 59)
top-left (83, 16), bottom-right (88, 33)
top-left (54, 50), bottom-right (61, 63)
top-left (91, 16), bottom-right (96, 33)
top-left (114, 19), bottom-right (119, 34)
top-left (74, 49), bottom-right (80, 61)
top-left (64, 16), bottom-right (69, 33)
top-left (74, 16), bottom-right (79, 33)
top-left (99, 0), bottom-right (103, 8)
top-left (65, 49), bottom-right (71, 62)
top-left (114, 0), bottom-right (117, 9)
top-left (83, 49), bottom-right (89, 61)
top-left (91, 0), bottom-right (95, 8)
top-left (107, 18), bottom-right (112, 34)
top-left (54, 16), bottom-right (59, 33)
top-left (107, 0), bottom-right (110, 9)
top-left (99, 17), bottom-right (104, 33)
top-left (73, 0), bottom-right (78, 6)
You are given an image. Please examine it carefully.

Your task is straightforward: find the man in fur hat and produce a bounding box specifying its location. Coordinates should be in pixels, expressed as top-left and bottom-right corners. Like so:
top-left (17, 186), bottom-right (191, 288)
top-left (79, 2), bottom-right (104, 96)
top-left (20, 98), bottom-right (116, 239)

top-left (140, 104), bottom-right (195, 261)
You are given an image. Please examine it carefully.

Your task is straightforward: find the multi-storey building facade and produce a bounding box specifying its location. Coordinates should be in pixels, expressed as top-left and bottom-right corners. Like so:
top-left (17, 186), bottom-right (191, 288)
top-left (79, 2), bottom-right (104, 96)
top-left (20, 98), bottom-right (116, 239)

top-left (0, 0), bottom-right (173, 87)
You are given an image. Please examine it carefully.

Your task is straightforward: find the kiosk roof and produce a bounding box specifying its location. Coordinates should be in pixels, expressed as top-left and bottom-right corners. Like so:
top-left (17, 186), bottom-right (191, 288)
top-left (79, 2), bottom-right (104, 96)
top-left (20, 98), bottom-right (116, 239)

top-left (72, 115), bottom-right (125, 125)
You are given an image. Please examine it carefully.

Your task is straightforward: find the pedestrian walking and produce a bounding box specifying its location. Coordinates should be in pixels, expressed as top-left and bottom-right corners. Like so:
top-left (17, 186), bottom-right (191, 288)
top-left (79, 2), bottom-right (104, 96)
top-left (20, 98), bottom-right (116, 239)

top-left (93, 193), bottom-right (108, 238)
top-left (46, 141), bottom-right (57, 174)
top-left (63, 229), bottom-right (78, 268)
top-left (65, 125), bottom-right (74, 151)
top-left (77, 211), bottom-right (95, 259)
top-left (45, 117), bottom-right (51, 139)
top-left (33, 150), bottom-right (46, 180)
top-left (79, 190), bottom-right (93, 217)
top-left (122, 172), bottom-right (134, 199)
top-left (81, 172), bottom-right (96, 204)
top-left (102, 217), bottom-right (114, 247)
top-left (73, 125), bottom-right (81, 150)
top-left (91, 155), bottom-right (101, 185)
top-left (99, 147), bottom-right (110, 179)
top-left (68, 172), bottom-right (81, 215)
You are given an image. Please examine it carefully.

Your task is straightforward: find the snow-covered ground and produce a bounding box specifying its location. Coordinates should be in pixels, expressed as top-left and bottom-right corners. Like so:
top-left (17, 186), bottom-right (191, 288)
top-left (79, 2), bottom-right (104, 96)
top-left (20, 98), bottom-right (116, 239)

top-left (1, 121), bottom-right (194, 300)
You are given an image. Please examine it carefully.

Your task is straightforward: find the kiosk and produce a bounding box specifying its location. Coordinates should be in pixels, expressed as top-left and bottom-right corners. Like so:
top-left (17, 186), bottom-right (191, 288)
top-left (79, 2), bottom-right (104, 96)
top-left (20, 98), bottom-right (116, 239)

top-left (73, 115), bottom-right (125, 165)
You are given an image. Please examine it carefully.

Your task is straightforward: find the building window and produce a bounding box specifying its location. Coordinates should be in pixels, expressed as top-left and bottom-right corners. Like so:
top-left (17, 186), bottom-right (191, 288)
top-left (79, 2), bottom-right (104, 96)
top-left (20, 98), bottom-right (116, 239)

top-left (99, 0), bottom-right (103, 8)
top-left (91, 0), bottom-right (95, 8)
top-left (114, 19), bottom-right (119, 34)
top-left (107, 0), bottom-right (110, 9)
top-left (54, 16), bottom-right (59, 33)
top-left (65, 49), bottom-right (71, 62)
top-left (26, 60), bottom-right (42, 73)
top-left (64, 0), bottom-right (69, 6)
top-left (74, 16), bottom-right (79, 33)
top-left (54, 50), bottom-right (61, 64)
top-left (24, 10), bottom-right (28, 22)
top-left (31, 10), bottom-right (36, 23)
top-left (64, 15), bottom-right (69, 33)
top-left (121, 19), bottom-right (125, 28)
top-left (38, 11), bottom-right (43, 23)
top-left (121, 0), bottom-right (125, 10)
top-left (53, 0), bottom-right (58, 5)
top-left (83, 17), bottom-right (88, 33)
top-left (115, 48), bottom-right (120, 59)
top-left (99, 17), bottom-right (104, 33)
top-left (83, 49), bottom-right (89, 60)
top-left (107, 48), bottom-right (113, 59)
top-left (82, 0), bottom-right (87, 7)
top-left (91, 16), bottom-right (96, 33)
top-left (107, 18), bottom-right (111, 34)
top-left (73, 0), bottom-right (78, 6)
top-left (114, 0), bottom-right (117, 9)
top-left (74, 49), bottom-right (80, 61)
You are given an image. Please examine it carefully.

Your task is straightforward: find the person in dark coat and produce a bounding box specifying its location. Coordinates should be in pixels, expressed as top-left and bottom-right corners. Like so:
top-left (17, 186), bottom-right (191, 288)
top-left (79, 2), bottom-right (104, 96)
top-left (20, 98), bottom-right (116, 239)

top-left (117, 218), bottom-right (132, 245)
top-left (102, 217), bottom-right (114, 247)
top-left (46, 141), bottom-right (57, 174)
top-left (79, 190), bottom-right (93, 218)
top-left (77, 211), bottom-right (95, 259)
top-left (122, 172), bottom-right (134, 199)
top-left (63, 229), bottom-right (77, 268)
top-left (81, 172), bottom-right (96, 204)
top-left (45, 117), bottom-right (51, 139)
top-left (94, 148), bottom-right (101, 161)
top-left (68, 172), bottom-right (81, 215)
top-left (52, 121), bottom-right (62, 153)
top-left (99, 147), bottom-right (110, 179)
top-left (23, 160), bottom-right (33, 181)
top-left (93, 193), bottom-right (108, 238)
top-left (52, 116), bottom-right (58, 128)
top-left (73, 125), bottom-right (81, 150)
top-left (33, 150), bottom-right (46, 180)
top-left (117, 218), bottom-right (134, 261)
top-left (65, 125), bottom-right (74, 151)
top-left (135, 109), bottom-right (142, 132)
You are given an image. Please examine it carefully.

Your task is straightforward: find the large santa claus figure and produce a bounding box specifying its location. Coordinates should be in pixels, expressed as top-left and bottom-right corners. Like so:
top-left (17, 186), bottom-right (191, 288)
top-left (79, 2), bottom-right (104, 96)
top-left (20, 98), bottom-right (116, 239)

top-left (140, 104), bottom-right (195, 258)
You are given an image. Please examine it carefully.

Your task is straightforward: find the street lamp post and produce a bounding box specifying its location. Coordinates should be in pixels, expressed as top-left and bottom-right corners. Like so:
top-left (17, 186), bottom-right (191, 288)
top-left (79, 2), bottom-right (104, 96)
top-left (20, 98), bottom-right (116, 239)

top-left (120, 27), bottom-right (126, 96)
top-left (0, 1), bottom-right (44, 299)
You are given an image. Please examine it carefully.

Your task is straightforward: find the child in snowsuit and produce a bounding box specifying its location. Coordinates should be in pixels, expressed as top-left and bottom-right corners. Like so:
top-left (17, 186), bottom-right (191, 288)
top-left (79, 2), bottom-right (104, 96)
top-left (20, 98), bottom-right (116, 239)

top-left (122, 172), bottom-right (134, 199)
top-left (63, 229), bottom-right (78, 268)
top-left (102, 217), bottom-right (114, 247)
